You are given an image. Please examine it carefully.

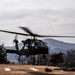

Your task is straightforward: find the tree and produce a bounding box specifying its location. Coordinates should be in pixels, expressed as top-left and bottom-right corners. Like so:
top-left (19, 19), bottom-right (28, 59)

top-left (15, 55), bottom-right (28, 64)
top-left (36, 54), bottom-right (50, 65)
top-left (50, 52), bottom-right (64, 66)
top-left (0, 44), bottom-right (9, 64)
top-left (64, 49), bottom-right (75, 69)
top-left (27, 55), bottom-right (36, 65)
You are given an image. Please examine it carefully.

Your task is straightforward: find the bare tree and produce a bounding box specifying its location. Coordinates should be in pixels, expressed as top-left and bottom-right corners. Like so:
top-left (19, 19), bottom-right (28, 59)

top-left (15, 55), bottom-right (27, 64)
top-left (64, 49), bottom-right (75, 70)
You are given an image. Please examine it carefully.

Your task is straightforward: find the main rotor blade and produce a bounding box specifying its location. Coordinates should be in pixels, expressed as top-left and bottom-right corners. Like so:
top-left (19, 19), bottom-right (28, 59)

top-left (0, 30), bottom-right (29, 36)
top-left (37, 35), bottom-right (75, 38)
top-left (0, 29), bottom-right (75, 38)
top-left (19, 27), bottom-right (34, 36)
top-left (19, 27), bottom-right (75, 38)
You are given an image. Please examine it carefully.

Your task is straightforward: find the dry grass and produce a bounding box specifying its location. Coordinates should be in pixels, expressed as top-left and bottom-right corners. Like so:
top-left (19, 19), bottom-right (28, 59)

top-left (0, 64), bottom-right (75, 75)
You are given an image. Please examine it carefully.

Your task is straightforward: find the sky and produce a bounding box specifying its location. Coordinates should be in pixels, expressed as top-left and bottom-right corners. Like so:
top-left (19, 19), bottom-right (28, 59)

top-left (0, 0), bottom-right (75, 46)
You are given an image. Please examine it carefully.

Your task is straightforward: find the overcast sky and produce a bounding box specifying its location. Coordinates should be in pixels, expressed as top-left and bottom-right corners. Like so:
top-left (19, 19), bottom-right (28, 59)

top-left (0, 0), bottom-right (75, 46)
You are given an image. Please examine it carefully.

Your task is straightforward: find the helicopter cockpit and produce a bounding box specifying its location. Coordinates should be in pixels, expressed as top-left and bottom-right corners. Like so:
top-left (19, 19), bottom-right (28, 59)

top-left (32, 40), bottom-right (47, 48)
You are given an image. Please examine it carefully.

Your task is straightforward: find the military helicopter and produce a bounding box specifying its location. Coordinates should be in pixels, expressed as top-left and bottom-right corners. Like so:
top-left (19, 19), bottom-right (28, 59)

top-left (0, 27), bottom-right (75, 58)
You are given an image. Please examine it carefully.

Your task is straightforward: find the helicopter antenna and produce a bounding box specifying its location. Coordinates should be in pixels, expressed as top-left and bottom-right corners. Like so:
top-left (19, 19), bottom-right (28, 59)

top-left (13, 34), bottom-right (18, 43)
top-left (15, 34), bottom-right (18, 40)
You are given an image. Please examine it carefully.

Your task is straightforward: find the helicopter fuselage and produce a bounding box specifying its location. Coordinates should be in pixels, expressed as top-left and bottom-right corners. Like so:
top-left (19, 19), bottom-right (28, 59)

top-left (20, 39), bottom-right (49, 56)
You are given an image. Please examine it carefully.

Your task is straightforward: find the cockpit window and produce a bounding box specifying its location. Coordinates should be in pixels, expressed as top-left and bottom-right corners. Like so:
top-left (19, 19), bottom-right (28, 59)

top-left (32, 40), bottom-right (47, 46)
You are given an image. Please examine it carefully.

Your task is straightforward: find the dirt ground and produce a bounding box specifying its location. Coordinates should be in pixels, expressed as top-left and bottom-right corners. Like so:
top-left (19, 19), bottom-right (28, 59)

top-left (0, 64), bottom-right (75, 75)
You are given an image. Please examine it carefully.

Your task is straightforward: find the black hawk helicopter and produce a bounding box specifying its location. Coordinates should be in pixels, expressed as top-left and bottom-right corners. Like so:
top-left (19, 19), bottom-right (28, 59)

top-left (0, 27), bottom-right (75, 57)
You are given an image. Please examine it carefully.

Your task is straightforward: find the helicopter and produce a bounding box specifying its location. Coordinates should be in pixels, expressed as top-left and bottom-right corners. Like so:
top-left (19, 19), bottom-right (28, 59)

top-left (0, 27), bottom-right (75, 58)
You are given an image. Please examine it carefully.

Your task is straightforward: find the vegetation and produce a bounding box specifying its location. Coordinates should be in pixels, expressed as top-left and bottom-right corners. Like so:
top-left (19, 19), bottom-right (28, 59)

top-left (15, 53), bottom-right (64, 66)
top-left (0, 44), bottom-right (9, 64)
top-left (63, 49), bottom-right (75, 70)
top-left (50, 52), bottom-right (64, 66)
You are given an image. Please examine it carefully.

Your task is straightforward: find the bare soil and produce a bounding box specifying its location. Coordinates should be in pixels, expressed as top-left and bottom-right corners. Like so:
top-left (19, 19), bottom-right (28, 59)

top-left (0, 64), bottom-right (75, 75)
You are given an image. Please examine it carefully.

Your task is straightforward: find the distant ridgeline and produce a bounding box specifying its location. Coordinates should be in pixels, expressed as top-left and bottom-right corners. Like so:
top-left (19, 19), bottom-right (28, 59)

top-left (43, 38), bottom-right (75, 54)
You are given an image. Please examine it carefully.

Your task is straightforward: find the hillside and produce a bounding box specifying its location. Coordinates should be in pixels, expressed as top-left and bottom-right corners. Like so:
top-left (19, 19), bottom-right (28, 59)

top-left (43, 38), bottom-right (75, 53)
